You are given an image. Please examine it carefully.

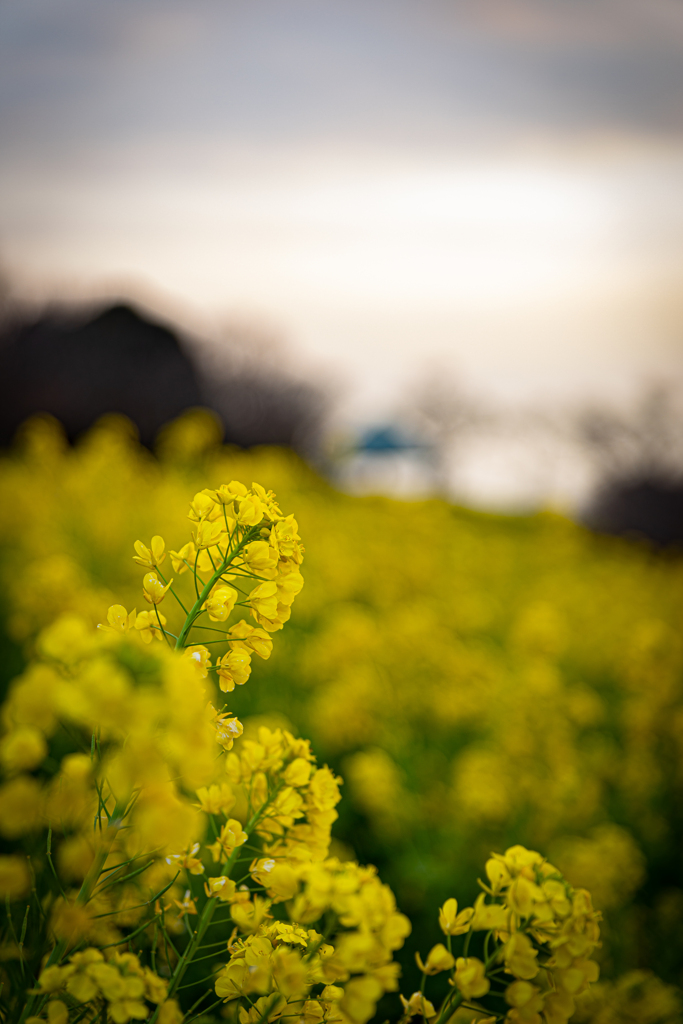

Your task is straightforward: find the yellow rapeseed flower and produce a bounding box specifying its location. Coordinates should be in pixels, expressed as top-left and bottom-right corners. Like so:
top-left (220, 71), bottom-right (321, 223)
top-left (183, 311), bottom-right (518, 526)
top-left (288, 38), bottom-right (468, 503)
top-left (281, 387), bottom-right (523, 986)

top-left (134, 609), bottom-right (166, 643)
top-left (204, 585), bottom-right (238, 622)
top-left (98, 604), bottom-right (136, 635)
top-left (217, 648), bottom-right (252, 692)
top-left (453, 956), bottom-right (490, 999)
top-left (132, 535), bottom-right (166, 568)
top-left (142, 571), bottom-right (173, 605)
top-left (416, 943), bottom-right (455, 974)
top-left (438, 897), bottom-right (474, 936)
top-left (168, 541), bottom-right (196, 574)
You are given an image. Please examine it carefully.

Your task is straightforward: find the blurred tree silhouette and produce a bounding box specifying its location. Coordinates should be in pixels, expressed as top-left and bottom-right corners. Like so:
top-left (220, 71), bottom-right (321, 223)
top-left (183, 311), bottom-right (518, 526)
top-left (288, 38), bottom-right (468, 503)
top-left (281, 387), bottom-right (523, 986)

top-left (0, 301), bottom-right (324, 453)
top-left (579, 387), bottom-right (683, 546)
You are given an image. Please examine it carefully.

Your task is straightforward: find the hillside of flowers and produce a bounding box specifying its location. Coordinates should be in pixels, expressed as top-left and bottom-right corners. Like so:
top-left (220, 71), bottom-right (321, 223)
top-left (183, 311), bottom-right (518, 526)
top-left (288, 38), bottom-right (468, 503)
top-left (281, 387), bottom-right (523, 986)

top-left (0, 410), bottom-right (681, 1023)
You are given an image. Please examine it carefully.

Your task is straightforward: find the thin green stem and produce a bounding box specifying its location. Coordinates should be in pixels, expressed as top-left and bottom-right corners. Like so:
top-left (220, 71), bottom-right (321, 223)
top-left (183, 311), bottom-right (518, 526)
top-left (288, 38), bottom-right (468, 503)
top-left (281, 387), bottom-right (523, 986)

top-left (192, 549), bottom-right (201, 598)
top-left (175, 528), bottom-right (257, 651)
top-left (154, 605), bottom-right (172, 647)
top-left (97, 912), bottom-right (162, 949)
top-left (148, 799), bottom-right (272, 1023)
top-left (155, 567), bottom-right (189, 615)
top-left (17, 904), bottom-right (30, 974)
top-left (177, 972), bottom-right (220, 990)
top-left (186, 995), bottom-right (225, 1023)
top-left (4, 896), bottom-right (21, 974)
top-left (95, 858), bottom-right (155, 894)
top-left (45, 830), bottom-right (66, 898)
top-left (185, 988), bottom-right (214, 1019)
top-left (189, 624), bottom-right (230, 635)
top-left (432, 948), bottom-right (500, 1024)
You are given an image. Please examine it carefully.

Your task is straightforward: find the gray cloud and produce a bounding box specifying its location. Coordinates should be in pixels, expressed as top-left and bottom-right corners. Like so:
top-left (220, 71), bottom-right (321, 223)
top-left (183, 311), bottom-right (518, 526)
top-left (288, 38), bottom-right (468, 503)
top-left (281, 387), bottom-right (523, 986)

top-left (3, 0), bottom-right (683, 165)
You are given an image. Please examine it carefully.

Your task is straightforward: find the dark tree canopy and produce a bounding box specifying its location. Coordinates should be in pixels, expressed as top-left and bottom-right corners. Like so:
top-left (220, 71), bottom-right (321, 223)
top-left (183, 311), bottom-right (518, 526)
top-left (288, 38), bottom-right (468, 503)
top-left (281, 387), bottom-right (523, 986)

top-left (0, 302), bottom-right (323, 453)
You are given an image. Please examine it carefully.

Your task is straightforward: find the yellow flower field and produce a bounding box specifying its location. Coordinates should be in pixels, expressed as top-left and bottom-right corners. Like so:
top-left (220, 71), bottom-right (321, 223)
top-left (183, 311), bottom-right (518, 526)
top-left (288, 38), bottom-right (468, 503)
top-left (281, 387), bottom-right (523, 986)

top-left (0, 410), bottom-right (681, 1022)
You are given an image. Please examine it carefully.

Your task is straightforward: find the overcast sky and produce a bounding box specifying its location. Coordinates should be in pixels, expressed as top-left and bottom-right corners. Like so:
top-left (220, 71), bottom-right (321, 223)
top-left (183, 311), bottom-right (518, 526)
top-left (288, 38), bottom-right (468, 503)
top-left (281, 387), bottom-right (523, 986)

top-left (2, 0), bottom-right (683, 438)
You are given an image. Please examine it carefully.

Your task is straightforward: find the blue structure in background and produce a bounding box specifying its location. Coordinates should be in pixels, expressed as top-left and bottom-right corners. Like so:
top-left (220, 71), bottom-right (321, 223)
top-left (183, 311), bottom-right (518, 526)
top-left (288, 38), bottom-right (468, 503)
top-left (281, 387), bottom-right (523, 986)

top-left (355, 425), bottom-right (429, 456)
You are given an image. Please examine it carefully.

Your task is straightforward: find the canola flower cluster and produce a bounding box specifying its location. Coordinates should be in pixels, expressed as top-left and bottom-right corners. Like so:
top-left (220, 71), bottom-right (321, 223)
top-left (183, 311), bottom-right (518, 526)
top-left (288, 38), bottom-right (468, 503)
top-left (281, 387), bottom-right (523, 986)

top-left (403, 845), bottom-right (601, 1024)
top-left (571, 969), bottom-right (682, 1024)
top-left (0, 412), bottom-right (680, 1021)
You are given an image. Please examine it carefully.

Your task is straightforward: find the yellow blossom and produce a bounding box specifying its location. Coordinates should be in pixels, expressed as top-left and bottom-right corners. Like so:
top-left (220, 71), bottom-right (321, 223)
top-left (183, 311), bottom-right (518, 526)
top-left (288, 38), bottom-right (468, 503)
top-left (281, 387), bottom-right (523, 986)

top-left (508, 875), bottom-right (544, 918)
top-left (188, 490), bottom-right (222, 522)
top-left (242, 540), bottom-right (278, 572)
top-left (195, 782), bottom-right (236, 815)
top-left (276, 571), bottom-right (304, 606)
top-left (212, 480), bottom-right (248, 506)
top-left (133, 535), bottom-right (166, 567)
top-left (341, 975), bottom-right (383, 1024)
top-left (50, 897), bottom-right (93, 947)
top-left (0, 726), bottom-right (47, 772)
top-left (204, 585), bottom-right (238, 622)
top-left (98, 604), bottom-right (136, 636)
top-left (416, 943), bottom-right (455, 975)
top-left (439, 897), bottom-right (474, 936)
top-left (247, 581), bottom-right (279, 621)
top-left (168, 541), bottom-right (196, 574)
top-left (192, 519), bottom-right (223, 549)
top-left (0, 775), bottom-right (43, 837)
top-left (217, 647), bottom-right (252, 692)
top-left (134, 609), bottom-right (166, 643)
top-left (230, 894), bottom-right (273, 932)
top-left (207, 704), bottom-right (243, 750)
top-left (553, 957), bottom-right (599, 995)
top-left (542, 991), bottom-right (575, 1024)
top-left (251, 858), bottom-right (299, 901)
top-left (227, 619), bottom-right (273, 659)
top-left (453, 956), bottom-right (490, 999)
top-left (271, 946), bottom-right (309, 999)
top-left (208, 819), bottom-right (249, 862)
top-left (157, 1001), bottom-right (184, 1024)
top-left (471, 892), bottom-right (510, 931)
top-left (503, 932), bottom-right (539, 980)
top-left (183, 644), bottom-right (211, 677)
top-left (284, 758), bottom-right (313, 787)
top-left (166, 842), bottom-right (205, 875)
top-left (46, 1001), bottom-right (69, 1024)
top-left (237, 494), bottom-right (265, 526)
top-left (142, 571), bottom-right (173, 605)
top-left (400, 992), bottom-right (436, 1019)
top-left (206, 876), bottom-right (237, 902)
top-left (505, 980), bottom-right (545, 1022)
top-left (486, 856), bottom-right (512, 892)
top-left (173, 890), bottom-right (198, 918)
top-left (0, 855), bottom-right (31, 898)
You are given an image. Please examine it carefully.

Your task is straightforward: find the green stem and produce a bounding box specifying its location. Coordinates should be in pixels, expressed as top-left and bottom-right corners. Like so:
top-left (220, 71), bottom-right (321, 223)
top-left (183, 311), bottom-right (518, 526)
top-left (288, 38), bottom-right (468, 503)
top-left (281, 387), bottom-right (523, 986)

top-left (155, 567), bottom-right (189, 615)
top-left (147, 801), bottom-right (266, 1023)
top-left (432, 948), bottom-right (499, 1024)
top-left (154, 605), bottom-right (172, 647)
top-left (175, 528), bottom-right (257, 650)
top-left (433, 989), bottom-right (463, 1024)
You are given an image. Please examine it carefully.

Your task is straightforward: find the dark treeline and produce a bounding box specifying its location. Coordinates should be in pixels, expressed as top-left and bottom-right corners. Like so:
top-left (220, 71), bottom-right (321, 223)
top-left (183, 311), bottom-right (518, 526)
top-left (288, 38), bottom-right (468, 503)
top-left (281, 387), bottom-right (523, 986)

top-left (0, 302), bottom-right (324, 454)
top-left (577, 389), bottom-right (683, 547)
